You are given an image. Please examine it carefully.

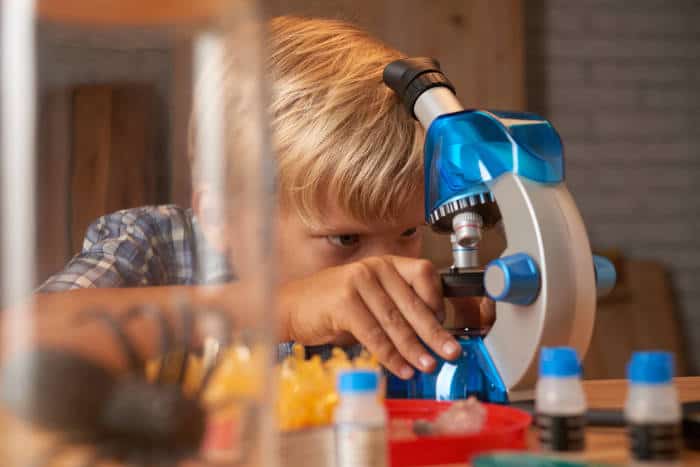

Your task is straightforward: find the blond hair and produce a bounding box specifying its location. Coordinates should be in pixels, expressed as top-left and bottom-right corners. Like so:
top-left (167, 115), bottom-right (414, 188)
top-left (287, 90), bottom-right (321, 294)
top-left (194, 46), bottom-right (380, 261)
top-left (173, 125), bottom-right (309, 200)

top-left (192, 16), bottom-right (424, 228)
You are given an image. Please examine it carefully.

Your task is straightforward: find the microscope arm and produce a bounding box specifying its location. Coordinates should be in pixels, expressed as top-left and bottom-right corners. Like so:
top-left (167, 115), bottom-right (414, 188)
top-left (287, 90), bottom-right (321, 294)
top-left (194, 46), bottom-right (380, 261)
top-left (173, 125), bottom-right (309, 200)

top-left (384, 58), bottom-right (616, 393)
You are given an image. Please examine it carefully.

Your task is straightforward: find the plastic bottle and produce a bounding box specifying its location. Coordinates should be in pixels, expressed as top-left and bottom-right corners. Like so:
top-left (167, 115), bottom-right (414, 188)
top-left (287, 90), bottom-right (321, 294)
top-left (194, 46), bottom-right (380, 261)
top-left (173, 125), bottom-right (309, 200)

top-left (535, 347), bottom-right (587, 453)
top-left (625, 351), bottom-right (681, 466)
top-left (335, 369), bottom-right (387, 467)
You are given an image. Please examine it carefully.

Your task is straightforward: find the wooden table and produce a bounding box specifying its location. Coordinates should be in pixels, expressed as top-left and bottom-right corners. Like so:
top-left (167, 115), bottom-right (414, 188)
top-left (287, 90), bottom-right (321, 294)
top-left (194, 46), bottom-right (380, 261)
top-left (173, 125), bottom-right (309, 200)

top-left (1, 377), bottom-right (698, 466)
top-left (431, 376), bottom-right (700, 466)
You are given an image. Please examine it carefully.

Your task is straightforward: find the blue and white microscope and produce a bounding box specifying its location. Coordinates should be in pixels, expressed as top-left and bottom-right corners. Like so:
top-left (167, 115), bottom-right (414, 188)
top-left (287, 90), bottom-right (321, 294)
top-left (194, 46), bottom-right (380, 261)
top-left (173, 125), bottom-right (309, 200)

top-left (383, 58), bottom-right (616, 403)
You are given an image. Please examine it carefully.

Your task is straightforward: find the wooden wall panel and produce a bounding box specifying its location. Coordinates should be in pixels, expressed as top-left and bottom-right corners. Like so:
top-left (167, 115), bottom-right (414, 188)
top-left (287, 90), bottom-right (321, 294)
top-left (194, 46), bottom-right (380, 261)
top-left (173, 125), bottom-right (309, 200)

top-left (169, 41), bottom-right (194, 208)
top-left (36, 90), bottom-right (72, 282)
top-left (584, 259), bottom-right (688, 378)
top-left (70, 85), bottom-right (159, 253)
top-left (36, 85), bottom-right (163, 283)
top-left (263, 0), bottom-right (525, 110)
top-left (106, 87), bottom-right (158, 214)
top-left (70, 86), bottom-right (114, 253)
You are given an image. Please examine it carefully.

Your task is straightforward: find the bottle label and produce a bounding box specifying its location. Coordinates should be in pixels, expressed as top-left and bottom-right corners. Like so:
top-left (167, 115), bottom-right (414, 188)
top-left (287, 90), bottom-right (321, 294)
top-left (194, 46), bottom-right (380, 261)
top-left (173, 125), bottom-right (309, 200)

top-left (336, 424), bottom-right (387, 467)
top-left (628, 422), bottom-right (681, 461)
top-left (536, 413), bottom-right (585, 451)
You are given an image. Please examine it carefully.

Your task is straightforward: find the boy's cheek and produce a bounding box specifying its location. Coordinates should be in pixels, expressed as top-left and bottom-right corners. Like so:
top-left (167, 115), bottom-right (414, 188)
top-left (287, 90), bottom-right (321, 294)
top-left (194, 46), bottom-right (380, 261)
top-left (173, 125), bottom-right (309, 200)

top-left (225, 209), bottom-right (275, 277)
top-left (276, 239), bottom-right (347, 283)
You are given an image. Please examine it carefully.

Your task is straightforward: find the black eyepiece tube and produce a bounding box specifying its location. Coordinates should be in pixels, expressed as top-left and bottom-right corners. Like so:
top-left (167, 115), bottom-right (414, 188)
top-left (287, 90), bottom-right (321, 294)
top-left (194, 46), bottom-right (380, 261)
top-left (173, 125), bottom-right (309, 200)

top-left (382, 57), bottom-right (456, 118)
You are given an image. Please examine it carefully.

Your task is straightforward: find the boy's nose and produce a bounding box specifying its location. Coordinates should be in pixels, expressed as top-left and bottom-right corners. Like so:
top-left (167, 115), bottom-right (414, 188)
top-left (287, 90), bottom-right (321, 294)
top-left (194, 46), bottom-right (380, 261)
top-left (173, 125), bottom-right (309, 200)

top-left (363, 239), bottom-right (420, 259)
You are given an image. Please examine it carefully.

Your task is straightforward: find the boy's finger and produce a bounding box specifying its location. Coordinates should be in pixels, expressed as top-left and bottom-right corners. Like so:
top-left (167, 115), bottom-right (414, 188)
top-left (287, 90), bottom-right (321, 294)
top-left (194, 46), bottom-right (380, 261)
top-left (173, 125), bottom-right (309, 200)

top-left (353, 267), bottom-right (436, 373)
top-left (338, 298), bottom-right (414, 379)
top-left (387, 256), bottom-right (444, 315)
top-left (367, 257), bottom-right (459, 362)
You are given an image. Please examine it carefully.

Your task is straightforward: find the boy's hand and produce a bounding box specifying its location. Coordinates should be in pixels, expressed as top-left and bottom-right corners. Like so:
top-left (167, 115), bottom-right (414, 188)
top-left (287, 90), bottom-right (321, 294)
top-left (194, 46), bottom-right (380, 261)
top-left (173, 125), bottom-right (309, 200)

top-left (279, 255), bottom-right (464, 379)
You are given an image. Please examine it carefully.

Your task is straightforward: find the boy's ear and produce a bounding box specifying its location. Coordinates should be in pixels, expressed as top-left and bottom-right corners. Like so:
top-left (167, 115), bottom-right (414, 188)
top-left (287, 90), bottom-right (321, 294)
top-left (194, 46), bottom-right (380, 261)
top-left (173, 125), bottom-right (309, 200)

top-left (191, 185), bottom-right (229, 254)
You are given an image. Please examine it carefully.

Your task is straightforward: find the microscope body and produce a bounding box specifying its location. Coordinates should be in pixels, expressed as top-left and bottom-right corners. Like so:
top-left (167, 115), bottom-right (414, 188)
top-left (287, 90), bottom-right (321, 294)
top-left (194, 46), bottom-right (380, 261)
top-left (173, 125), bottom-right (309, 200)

top-left (383, 59), bottom-right (616, 402)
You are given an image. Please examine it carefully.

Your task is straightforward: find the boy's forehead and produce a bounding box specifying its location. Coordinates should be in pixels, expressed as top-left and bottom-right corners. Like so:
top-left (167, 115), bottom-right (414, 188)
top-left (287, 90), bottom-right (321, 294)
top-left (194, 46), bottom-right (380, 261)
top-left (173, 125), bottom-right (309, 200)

top-left (314, 196), bottom-right (425, 234)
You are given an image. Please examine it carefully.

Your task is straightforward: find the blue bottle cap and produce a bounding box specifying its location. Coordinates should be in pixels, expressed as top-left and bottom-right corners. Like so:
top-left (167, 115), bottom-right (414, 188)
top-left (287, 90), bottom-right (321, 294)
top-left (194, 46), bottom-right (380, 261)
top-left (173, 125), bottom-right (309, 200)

top-left (539, 347), bottom-right (581, 378)
top-left (627, 351), bottom-right (674, 384)
top-left (338, 370), bottom-right (379, 394)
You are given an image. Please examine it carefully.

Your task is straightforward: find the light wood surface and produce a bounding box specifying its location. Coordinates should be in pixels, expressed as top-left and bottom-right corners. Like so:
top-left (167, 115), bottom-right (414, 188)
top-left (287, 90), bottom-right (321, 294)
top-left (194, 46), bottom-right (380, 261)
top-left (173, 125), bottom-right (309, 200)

top-left (430, 376), bottom-right (700, 467)
top-left (38, 0), bottom-right (229, 25)
top-left (563, 377), bottom-right (699, 465)
top-left (1, 377), bottom-right (698, 465)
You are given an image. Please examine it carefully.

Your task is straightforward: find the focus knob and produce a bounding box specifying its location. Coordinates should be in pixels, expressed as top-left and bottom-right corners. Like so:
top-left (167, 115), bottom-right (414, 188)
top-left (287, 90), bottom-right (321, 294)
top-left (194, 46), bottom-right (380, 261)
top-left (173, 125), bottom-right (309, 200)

top-left (484, 253), bottom-right (540, 305)
top-left (593, 255), bottom-right (616, 297)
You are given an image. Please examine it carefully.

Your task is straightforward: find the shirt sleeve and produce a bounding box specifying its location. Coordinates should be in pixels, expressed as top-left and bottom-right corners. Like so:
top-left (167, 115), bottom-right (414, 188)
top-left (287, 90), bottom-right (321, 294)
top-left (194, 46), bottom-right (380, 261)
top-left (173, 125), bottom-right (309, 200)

top-left (37, 206), bottom-right (190, 292)
top-left (276, 342), bottom-right (364, 362)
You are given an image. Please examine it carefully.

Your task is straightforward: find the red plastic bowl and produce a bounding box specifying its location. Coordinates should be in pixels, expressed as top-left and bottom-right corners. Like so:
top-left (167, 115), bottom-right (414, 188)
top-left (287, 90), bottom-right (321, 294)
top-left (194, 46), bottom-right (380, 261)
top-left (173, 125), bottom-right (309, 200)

top-left (387, 399), bottom-right (531, 467)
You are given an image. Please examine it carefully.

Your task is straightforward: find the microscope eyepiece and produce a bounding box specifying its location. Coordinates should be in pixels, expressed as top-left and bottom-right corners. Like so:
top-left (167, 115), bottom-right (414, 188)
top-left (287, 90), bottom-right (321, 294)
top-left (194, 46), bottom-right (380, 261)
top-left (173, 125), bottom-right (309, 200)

top-left (383, 57), bottom-right (456, 118)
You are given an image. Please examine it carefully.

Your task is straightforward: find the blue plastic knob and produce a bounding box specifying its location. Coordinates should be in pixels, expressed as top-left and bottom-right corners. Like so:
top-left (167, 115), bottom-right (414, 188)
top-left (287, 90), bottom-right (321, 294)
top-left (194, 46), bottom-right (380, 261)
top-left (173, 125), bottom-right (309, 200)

top-left (484, 253), bottom-right (540, 305)
top-left (593, 255), bottom-right (616, 297)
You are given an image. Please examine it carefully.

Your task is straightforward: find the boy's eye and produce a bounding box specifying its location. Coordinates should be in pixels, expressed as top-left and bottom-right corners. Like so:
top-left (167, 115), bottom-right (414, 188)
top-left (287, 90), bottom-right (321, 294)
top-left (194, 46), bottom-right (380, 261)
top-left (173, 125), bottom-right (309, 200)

top-left (327, 234), bottom-right (360, 248)
top-left (400, 227), bottom-right (418, 238)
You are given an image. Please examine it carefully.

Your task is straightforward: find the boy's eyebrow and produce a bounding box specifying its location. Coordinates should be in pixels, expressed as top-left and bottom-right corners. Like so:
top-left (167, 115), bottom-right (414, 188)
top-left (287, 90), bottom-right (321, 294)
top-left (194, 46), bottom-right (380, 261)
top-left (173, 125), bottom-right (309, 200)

top-left (307, 223), bottom-right (374, 235)
top-left (307, 220), bottom-right (426, 236)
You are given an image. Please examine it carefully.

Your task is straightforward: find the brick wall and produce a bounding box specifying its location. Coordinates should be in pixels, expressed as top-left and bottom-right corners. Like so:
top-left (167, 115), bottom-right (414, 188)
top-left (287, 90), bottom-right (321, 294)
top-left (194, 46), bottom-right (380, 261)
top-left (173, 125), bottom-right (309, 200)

top-left (525, 0), bottom-right (700, 370)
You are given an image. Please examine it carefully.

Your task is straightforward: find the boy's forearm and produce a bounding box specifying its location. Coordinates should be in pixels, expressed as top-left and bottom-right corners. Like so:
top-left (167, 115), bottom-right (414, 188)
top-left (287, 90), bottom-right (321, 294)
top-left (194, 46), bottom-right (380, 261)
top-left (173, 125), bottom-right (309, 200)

top-left (0, 283), bottom-right (266, 371)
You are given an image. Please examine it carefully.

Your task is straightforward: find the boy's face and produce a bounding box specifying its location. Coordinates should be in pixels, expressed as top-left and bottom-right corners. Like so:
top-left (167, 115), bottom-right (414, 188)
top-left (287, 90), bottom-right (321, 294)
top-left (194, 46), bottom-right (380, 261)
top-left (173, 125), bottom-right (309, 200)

top-left (194, 187), bottom-right (425, 282)
top-left (275, 193), bottom-right (425, 283)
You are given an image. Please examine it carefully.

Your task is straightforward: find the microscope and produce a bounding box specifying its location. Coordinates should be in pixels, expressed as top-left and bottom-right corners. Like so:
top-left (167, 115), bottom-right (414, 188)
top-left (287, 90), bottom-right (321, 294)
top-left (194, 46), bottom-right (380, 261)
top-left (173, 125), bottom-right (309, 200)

top-left (383, 58), bottom-right (616, 403)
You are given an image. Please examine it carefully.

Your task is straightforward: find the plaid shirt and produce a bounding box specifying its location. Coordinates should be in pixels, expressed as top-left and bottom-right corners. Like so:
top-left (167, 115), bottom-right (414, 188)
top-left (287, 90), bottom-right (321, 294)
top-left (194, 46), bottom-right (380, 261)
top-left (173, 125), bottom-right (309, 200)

top-left (38, 205), bottom-right (232, 291)
top-left (38, 204), bottom-right (342, 360)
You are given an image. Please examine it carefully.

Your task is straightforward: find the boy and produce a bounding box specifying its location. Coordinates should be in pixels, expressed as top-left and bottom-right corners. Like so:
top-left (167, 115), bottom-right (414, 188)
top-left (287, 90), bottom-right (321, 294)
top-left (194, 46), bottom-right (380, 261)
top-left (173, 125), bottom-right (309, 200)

top-left (30, 17), bottom-right (488, 378)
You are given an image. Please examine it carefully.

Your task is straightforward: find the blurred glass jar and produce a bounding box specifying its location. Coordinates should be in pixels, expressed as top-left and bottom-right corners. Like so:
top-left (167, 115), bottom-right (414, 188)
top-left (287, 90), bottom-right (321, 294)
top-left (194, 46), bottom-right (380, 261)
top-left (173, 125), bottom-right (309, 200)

top-left (1, 1), bottom-right (275, 466)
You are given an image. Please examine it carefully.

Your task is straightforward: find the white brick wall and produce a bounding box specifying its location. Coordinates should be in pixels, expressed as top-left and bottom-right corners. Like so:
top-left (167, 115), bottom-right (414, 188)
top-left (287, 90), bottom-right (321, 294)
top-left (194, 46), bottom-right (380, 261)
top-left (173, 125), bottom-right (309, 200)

top-left (526, 0), bottom-right (700, 371)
